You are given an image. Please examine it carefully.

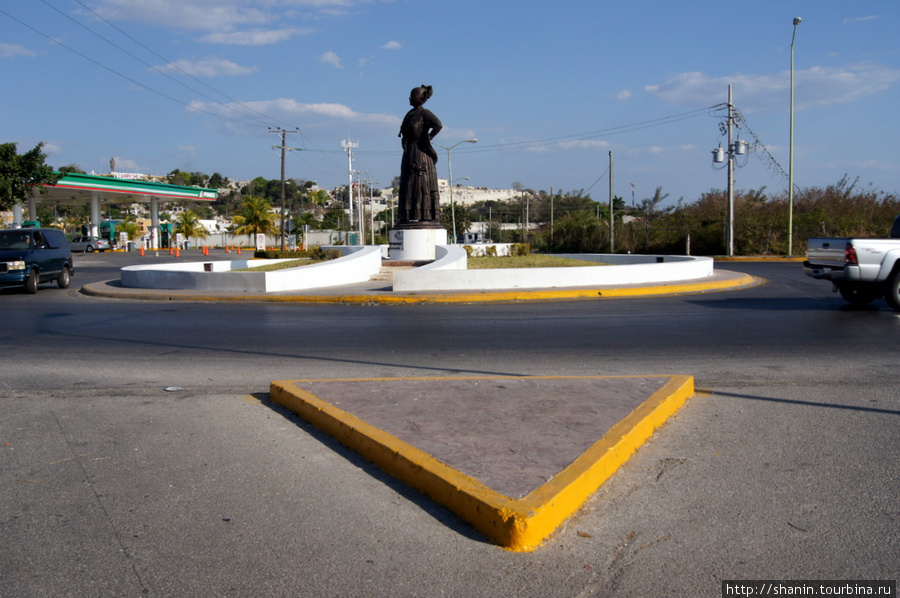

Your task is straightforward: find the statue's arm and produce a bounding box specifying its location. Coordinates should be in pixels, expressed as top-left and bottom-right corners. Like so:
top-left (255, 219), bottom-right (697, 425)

top-left (425, 110), bottom-right (443, 139)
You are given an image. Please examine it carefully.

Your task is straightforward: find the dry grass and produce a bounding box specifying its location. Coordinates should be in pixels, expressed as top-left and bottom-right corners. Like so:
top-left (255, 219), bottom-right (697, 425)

top-left (467, 255), bottom-right (601, 269)
top-left (234, 259), bottom-right (313, 272)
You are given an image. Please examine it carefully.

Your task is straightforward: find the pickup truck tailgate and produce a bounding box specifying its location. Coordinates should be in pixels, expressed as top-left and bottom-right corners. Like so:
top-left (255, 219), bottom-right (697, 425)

top-left (806, 237), bottom-right (850, 267)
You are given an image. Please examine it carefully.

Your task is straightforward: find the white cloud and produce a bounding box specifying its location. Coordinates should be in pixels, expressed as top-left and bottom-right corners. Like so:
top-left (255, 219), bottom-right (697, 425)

top-left (382, 41), bottom-right (402, 50)
top-left (524, 139), bottom-right (611, 153)
top-left (614, 90), bottom-right (632, 101)
top-left (158, 57), bottom-right (257, 77)
top-left (645, 62), bottom-right (900, 112)
top-left (843, 15), bottom-right (878, 24)
top-left (318, 51), bottom-right (343, 69)
top-left (189, 98), bottom-right (399, 126)
top-left (89, 0), bottom-right (270, 32)
top-left (0, 43), bottom-right (36, 58)
top-left (89, 0), bottom-right (367, 32)
top-left (197, 27), bottom-right (315, 45)
top-left (110, 157), bottom-right (142, 171)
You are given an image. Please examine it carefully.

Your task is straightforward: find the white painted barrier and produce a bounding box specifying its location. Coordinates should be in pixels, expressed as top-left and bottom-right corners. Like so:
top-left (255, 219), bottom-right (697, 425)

top-left (121, 246), bottom-right (383, 292)
top-left (392, 248), bottom-right (714, 292)
top-left (119, 244), bottom-right (715, 294)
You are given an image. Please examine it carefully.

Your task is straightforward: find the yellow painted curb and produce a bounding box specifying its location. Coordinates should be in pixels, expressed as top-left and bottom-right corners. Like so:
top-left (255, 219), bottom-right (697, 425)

top-left (81, 273), bottom-right (759, 304)
top-left (269, 374), bottom-right (694, 552)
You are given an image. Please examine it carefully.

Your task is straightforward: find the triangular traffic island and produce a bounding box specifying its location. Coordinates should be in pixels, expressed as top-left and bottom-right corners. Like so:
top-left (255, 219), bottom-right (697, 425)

top-left (269, 375), bottom-right (694, 552)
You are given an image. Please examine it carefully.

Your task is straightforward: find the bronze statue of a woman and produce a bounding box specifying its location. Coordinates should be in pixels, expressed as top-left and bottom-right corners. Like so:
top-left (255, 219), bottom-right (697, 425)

top-left (397, 85), bottom-right (442, 224)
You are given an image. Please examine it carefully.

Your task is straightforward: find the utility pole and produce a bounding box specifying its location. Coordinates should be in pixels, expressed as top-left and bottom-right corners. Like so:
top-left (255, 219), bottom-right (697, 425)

top-left (609, 151), bottom-right (615, 253)
top-left (727, 85), bottom-right (735, 257)
top-left (710, 85), bottom-right (747, 257)
top-left (341, 139), bottom-right (359, 244)
top-left (550, 186), bottom-right (554, 250)
top-left (270, 127), bottom-right (299, 251)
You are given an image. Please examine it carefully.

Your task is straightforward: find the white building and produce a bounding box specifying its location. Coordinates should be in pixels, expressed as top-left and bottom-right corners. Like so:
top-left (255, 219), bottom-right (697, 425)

top-left (377, 181), bottom-right (520, 209)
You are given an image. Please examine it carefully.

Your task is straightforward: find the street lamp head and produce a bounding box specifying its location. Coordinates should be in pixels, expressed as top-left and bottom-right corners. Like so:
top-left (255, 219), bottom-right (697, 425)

top-left (465, 138), bottom-right (477, 144)
top-left (793, 17), bottom-right (802, 26)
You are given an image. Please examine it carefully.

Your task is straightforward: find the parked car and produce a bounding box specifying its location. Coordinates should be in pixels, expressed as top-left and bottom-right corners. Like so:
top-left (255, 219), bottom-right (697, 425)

top-left (0, 228), bottom-right (74, 294)
top-left (69, 235), bottom-right (111, 252)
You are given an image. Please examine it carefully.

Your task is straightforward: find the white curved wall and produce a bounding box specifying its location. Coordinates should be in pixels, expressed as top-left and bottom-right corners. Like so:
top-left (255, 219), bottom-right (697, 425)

top-left (121, 246), bottom-right (382, 292)
top-left (392, 249), bottom-right (714, 292)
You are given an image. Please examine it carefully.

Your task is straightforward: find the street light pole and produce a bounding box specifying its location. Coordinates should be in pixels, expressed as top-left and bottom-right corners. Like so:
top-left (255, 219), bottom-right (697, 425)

top-left (436, 139), bottom-right (477, 243)
top-left (788, 16), bottom-right (801, 257)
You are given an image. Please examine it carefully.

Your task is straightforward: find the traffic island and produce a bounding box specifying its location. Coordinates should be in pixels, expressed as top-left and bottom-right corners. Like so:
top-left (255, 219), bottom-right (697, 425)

top-left (269, 375), bottom-right (694, 551)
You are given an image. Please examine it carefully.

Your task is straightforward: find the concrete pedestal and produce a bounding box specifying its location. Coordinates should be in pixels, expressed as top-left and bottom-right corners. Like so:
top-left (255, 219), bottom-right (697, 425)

top-left (388, 227), bottom-right (447, 261)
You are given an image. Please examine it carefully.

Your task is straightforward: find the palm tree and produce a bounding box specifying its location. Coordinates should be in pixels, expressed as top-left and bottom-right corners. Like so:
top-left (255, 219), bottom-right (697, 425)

top-left (232, 195), bottom-right (276, 243)
top-left (117, 218), bottom-right (142, 242)
top-left (174, 210), bottom-right (209, 244)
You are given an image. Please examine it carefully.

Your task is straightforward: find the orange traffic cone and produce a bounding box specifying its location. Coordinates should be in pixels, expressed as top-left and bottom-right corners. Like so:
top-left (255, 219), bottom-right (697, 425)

top-left (175, 247), bottom-right (180, 257)
top-left (139, 246), bottom-right (145, 256)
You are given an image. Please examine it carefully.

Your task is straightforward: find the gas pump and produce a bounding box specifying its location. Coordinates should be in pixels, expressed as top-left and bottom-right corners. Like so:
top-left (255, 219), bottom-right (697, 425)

top-left (159, 223), bottom-right (173, 248)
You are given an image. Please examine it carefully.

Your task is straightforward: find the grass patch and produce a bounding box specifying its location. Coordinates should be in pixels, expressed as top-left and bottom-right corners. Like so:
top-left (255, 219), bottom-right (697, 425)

top-left (468, 255), bottom-right (602, 269)
top-left (234, 259), bottom-right (315, 272)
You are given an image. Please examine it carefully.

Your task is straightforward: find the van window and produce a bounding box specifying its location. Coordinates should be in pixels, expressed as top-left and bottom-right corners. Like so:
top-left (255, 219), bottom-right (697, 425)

top-left (43, 229), bottom-right (67, 249)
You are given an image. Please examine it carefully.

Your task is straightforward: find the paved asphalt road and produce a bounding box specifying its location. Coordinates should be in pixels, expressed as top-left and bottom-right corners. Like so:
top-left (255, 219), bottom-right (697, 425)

top-left (1, 251), bottom-right (897, 597)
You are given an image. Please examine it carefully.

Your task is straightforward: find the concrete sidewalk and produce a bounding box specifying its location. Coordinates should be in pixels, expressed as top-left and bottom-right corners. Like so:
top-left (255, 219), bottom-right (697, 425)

top-left (76, 265), bottom-right (753, 551)
top-left (270, 375), bottom-right (695, 551)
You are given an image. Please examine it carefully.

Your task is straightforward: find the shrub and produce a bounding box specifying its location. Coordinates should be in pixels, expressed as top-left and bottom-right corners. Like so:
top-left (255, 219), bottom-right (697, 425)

top-left (512, 243), bottom-right (531, 256)
top-left (253, 245), bottom-right (342, 261)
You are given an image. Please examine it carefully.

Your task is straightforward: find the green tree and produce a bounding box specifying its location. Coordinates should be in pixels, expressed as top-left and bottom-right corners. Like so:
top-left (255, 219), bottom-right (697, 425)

top-left (117, 218), bottom-right (142, 241)
top-left (549, 211), bottom-right (606, 253)
top-left (0, 142), bottom-right (60, 211)
top-left (174, 210), bottom-right (209, 240)
top-left (232, 196), bottom-right (276, 241)
top-left (308, 189), bottom-right (331, 215)
top-left (295, 212), bottom-right (319, 228)
top-left (441, 205), bottom-right (474, 241)
top-left (58, 164), bottom-right (86, 175)
top-left (208, 172), bottom-right (228, 189)
top-left (321, 208), bottom-right (347, 230)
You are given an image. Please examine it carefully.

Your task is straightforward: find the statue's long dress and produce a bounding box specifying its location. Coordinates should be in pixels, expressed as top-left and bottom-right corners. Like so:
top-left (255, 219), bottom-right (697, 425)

top-left (398, 107), bottom-right (442, 222)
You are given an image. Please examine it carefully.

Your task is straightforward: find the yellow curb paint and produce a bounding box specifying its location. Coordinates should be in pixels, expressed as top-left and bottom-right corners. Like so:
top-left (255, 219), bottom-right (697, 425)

top-left (269, 374), bottom-right (694, 552)
top-left (81, 273), bottom-right (760, 305)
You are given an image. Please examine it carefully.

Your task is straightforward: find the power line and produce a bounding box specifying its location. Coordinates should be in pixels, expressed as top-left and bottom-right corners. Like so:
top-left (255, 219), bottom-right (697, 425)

top-left (35, 0), bottom-right (282, 129)
top-left (65, 0), bottom-right (296, 130)
top-left (0, 7), bottom-right (258, 127)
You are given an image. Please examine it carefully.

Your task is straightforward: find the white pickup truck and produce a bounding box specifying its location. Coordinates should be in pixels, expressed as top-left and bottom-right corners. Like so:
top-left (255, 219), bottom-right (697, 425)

top-left (803, 214), bottom-right (900, 310)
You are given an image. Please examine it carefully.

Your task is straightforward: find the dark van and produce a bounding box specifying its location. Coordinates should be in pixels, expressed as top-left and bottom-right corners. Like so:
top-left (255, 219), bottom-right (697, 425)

top-left (0, 228), bottom-right (74, 293)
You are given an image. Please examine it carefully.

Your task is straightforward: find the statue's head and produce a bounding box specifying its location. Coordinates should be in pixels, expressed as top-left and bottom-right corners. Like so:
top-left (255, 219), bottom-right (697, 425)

top-left (409, 85), bottom-right (433, 107)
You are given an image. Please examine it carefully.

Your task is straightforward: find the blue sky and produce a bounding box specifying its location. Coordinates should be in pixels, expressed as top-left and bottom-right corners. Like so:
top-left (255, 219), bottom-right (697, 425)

top-left (2, 0), bottom-right (898, 206)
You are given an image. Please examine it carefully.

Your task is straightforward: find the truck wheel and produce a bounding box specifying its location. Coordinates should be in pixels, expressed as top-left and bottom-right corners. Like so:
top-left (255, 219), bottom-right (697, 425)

top-left (57, 266), bottom-right (71, 289)
top-left (885, 272), bottom-right (900, 312)
top-left (25, 269), bottom-right (38, 294)
top-left (838, 284), bottom-right (880, 306)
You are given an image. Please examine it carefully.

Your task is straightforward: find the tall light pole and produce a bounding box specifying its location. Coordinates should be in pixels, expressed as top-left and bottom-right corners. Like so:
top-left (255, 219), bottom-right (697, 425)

top-left (435, 138), bottom-right (477, 243)
top-left (453, 177), bottom-right (470, 240)
top-left (788, 16), bottom-right (801, 257)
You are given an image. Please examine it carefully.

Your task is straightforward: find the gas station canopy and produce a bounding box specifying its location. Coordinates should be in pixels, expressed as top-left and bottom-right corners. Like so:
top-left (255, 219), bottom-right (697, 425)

top-left (33, 172), bottom-right (218, 206)
top-left (17, 172), bottom-right (218, 249)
